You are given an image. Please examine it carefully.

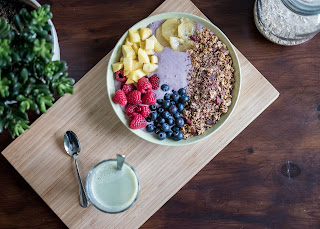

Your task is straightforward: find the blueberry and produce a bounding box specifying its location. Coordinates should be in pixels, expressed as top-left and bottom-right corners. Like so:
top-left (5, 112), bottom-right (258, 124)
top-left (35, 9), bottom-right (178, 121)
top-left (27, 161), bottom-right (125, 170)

top-left (164, 93), bottom-right (171, 100)
top-left (157, 99), bottom-right (163, 105)
top-left (167, 117), bottom-right (174, 126)
top-left (161, 123), bottom-right (170, 132)
top-left (171, 126), bottom-right (180, 132)
top-left (161, 111), bottom-right (170, 119)
top-left (171, 93), bottom-right (180, 102)
top-left (161, 84), bottom-right (169, 91)
top-left (170, 101), bottom-right (176, 105)
top-left (158, 117), bottom-right (165, 124)
top-left (172, 131), bottom-right (183, 141)
top-left (151, 111), bottom-right (158, 121)
top-left (175, 118), bottom-right (185, 127)
top-left (168, 105), bottom-right (177, 114)
top-left (172, 90), bottom-right (176, 93)
top-left (158, 107), bottom-right (164, 113)
top-left (179, 95), bottom-right (189, 103)
top-left (157, 131), bottom-right (167, 140)
top-left (172, 131), bottom-right (180, 139)
top-left (154, 127), bottom-right (161, 134)
top-left (154, 120), bottom-right (159, 127)
top-left (146, 117), bottom-right (151, 122)
top-left (173, 112), bottom-right (181, 119)
top-left (146, 124), bottom-right (154, 132)
top-left (178, 88), bottom-right (186, 95)
top-left (149, 104), bottom-right (157, 111)
top-left (177, 103), bottom-right (184, 112)
top-left (162, 100), bottom-right (171, 109)
top-left (166, 130), bottom-right (173, 138)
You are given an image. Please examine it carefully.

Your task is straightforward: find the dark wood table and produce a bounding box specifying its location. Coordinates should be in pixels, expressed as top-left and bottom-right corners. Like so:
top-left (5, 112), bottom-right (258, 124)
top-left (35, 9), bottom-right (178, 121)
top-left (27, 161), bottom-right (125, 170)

top-left (1, 0), bottom-right (319, 228)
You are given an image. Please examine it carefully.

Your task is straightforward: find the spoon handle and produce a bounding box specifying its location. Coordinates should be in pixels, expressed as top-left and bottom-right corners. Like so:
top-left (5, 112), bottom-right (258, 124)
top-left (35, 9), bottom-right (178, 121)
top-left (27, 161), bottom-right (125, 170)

top-left (74, 156), bottom-right (89, 207)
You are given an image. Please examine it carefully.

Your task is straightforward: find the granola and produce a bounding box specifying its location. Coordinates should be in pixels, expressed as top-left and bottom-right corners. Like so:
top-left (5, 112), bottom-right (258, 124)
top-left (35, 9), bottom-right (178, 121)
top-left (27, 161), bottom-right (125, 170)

top-left (182, 27), bottom-right (235, 139)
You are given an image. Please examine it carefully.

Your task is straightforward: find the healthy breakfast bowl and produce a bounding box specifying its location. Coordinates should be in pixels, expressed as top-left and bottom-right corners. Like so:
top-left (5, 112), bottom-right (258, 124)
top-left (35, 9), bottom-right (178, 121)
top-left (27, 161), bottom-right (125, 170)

top-left (107, 12), bottom-right (241, 146)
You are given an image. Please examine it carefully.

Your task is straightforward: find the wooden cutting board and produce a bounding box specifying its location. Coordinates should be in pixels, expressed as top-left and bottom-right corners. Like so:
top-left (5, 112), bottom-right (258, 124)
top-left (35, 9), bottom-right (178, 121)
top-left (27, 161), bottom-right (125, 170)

top-left (1, 0), bottom-right (279, 228)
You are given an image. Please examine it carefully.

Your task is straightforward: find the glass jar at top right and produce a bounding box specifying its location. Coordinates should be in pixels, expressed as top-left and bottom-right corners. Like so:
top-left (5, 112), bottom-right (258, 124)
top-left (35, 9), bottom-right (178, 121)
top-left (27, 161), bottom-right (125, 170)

top-left (254, 0), bottom-right (320, 45)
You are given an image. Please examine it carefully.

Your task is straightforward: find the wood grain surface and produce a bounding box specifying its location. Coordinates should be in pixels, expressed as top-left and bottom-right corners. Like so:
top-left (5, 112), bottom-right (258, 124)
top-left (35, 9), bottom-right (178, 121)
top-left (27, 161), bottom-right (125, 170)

top-left (0, 0), bottom-right (318, 229)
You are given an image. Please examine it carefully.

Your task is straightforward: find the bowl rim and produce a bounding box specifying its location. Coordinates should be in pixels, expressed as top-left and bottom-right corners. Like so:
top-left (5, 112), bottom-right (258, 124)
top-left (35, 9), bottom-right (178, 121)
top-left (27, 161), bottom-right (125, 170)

top-left (106, 12), bottom-right (241, 146)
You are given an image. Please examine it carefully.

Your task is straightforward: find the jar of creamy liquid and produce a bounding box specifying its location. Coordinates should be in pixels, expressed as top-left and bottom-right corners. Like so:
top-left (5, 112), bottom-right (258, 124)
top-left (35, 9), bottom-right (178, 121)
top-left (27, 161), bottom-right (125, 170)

top-left (254, 0), bottom-right (320, 45)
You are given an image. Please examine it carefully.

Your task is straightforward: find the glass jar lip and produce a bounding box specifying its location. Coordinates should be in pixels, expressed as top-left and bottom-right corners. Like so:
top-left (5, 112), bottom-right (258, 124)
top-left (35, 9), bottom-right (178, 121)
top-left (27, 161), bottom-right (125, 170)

top-left (281, 0), bottom-right (320, 15)
top-left (85, 159), bottom-right (140, 214)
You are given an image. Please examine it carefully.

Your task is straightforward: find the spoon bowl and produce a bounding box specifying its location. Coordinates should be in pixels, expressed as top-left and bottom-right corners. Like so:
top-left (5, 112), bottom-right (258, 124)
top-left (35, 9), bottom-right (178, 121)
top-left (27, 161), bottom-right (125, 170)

top-left (64, 131), bottom-right (81, 156)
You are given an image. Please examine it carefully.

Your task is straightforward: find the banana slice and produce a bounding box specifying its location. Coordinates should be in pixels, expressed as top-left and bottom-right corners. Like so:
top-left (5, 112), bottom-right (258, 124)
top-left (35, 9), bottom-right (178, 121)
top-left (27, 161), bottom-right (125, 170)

top-left (161, 18), bottom-right (180, 42)
top-left (180, 18), bottom-right (190, 23)
top-left (169, 36), bottom-right (180, 51)
top-left (169, 36), bottom-right (194, 52)
top-left (178, 20), bottom-right (196, 40)
top-left (156, 27), bottom-right (170, 47)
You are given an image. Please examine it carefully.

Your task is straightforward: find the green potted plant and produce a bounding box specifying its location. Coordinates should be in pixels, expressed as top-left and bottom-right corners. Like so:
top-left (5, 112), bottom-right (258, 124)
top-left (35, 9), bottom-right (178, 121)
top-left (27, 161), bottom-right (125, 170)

top-left (0, 2), bottom-right (74, 138)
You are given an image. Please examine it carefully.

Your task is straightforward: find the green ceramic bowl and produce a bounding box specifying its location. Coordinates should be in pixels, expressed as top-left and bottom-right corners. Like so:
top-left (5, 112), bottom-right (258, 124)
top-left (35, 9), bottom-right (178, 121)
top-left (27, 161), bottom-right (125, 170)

top-left (107, 12), bottom-right (241, 146)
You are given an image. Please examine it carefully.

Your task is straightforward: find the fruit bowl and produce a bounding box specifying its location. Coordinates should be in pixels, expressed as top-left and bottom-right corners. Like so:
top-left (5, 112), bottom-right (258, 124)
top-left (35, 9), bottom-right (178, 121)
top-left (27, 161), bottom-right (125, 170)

top-left (106, 12), bottom-right (241, 146)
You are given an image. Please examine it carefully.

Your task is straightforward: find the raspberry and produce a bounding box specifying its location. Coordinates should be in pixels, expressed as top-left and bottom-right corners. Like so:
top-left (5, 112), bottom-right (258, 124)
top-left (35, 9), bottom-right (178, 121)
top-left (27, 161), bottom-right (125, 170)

top-left (122, 83), bottom-right (135, 94)
top-left (137, 77), bottom-right (152, 94)
top-left (129, 113), bottom-right (147, 129)
top-left (112, 90), bottom-right (127, 106)
top-left (126, 90), bottom-right (142, 104)
top-left (128, 112), bottom-right (138, 121)
top-left (125, 104), bottom-right (137, 115)
top-left (135, 106), bottom-right (142, 113)
top-left (149, 74), bottom-right (160, 90)
top-left (115, 69), bottom-right (127, 82)
top-left (140, 106), bottom-right (151, 118)
top-left (142, 91), bottom-right (156, 105)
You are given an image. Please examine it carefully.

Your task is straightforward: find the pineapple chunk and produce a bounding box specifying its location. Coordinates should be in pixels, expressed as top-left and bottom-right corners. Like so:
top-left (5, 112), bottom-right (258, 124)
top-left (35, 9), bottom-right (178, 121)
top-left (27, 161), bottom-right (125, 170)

top-left (148, 35), bottom-right (164, 52)
top-left (132, 43), bottom-right (140, 53)
top-left (150, 55), bottom-right (158, 64)
top-left (123, 57), bottom-right (133, 71)
top-left (139, 28), bottom-right (152, 40)
top-left (143, 63), bottom-right (158, 73)
top-left (128, 71), bottom-right (138, 82)
top-left (112, 62), bottom-right (123, 72)
top-left (154, 42), bottom-right (164, 52)
top-left (129, 29), bottom-right (141, 43)
top-left (135, 69), bottom-right (146, 78)
top-left (133, 60), bottom-right (143, 70)
top-left (124, 70), bottom-right (130, 76)
top-left (145, 38), bottom-right (155, 50)
top-left (122, 45), bottom-right (135, 58)
top-left (120, 56), bottom-right (124, 62)
top-left (145, 49), bottom-right (154, 55)
top-left (126, 78), bottom-right (135, 84)
top-left (139, 41), bottom-right (145, 50)
top-left (125, 38), bottom-right (133, 46)
top-left (138, 48), bottom-right (150, 64)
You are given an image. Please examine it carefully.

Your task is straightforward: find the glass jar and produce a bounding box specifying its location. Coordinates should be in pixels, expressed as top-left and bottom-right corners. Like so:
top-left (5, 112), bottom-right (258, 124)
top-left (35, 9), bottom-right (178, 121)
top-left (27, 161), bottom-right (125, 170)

top-left (254, 0), bottom-right (320, 45)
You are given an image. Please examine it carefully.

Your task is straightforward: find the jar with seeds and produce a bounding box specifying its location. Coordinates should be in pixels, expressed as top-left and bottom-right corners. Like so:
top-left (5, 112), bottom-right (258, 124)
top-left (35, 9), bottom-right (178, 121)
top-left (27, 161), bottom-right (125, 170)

top-left (254, 0), bottom-right (320, 45)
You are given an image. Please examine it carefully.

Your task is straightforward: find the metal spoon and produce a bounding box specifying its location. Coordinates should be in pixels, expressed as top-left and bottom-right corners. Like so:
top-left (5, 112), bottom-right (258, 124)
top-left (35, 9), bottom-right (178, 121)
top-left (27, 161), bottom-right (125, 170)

top-left (64, 131), bottom-right (89, 208)
top-left (116, 154), bottom-right (125, 170)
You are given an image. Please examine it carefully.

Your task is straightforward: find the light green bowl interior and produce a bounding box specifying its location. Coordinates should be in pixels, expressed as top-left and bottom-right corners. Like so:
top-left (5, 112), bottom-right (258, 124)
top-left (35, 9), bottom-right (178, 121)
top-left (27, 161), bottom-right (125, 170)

top-left (107, 12), bottom-right (241, 146)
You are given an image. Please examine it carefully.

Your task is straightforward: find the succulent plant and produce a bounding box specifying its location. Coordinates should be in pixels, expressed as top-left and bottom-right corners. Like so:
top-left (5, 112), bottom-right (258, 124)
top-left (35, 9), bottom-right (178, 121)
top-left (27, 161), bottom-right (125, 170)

top-left (0, 5), bottom-right (74, 138)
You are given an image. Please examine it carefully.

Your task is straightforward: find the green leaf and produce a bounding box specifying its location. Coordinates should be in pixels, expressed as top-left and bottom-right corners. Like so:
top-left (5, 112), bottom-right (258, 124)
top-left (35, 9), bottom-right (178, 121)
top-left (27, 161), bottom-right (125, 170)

top-left (0, 39), bottom-right (12, 67)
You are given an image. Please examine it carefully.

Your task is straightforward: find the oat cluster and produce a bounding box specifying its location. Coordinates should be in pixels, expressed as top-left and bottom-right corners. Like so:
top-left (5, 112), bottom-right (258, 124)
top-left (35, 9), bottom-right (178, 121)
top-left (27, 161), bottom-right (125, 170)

top-left (181, 27), bottom-right (235, 139)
